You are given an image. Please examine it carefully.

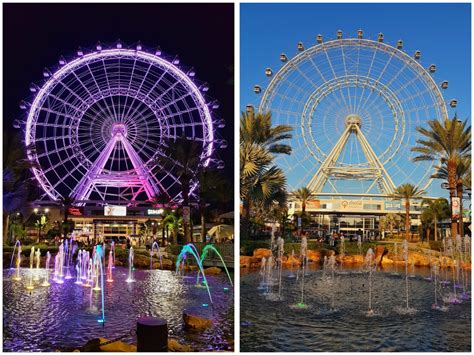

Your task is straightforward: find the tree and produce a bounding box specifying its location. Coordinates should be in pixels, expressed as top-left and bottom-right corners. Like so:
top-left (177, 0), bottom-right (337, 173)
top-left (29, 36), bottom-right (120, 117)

top-left (384, 213), bottom-right (402, 237)
top-left (294, 187), bottom-right (313, 214)
top-left (240, 111), bottom-right (292, 154)
top-left (421, 198), bottom-right (450, 242)
top-left (197, 169), bottom-right (226, 242)
top-left (411, 116), bottom-right (471, 238)
top-left (391, 184), bottom-right (425, 240)
top-left (3, 132), bottom-right (33, 242)
top-left (156, 136), bottom-right (203, 243)
top-left (432, 156), bottom-right (471, 236)
top-left (162, 210), bottom-right (182, 245)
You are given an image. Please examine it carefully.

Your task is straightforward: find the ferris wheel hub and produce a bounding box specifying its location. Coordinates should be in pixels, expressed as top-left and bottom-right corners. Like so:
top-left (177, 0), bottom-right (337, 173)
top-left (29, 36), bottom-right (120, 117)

top-left (345, 114), bottom-right (362, 128)
top-left (111, 123), bottom-right (127, 137)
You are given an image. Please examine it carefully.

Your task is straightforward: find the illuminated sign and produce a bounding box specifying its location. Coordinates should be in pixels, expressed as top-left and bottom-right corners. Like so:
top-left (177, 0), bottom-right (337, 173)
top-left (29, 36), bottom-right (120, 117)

top-left (67, 207), bottom-right (83, 216)
top-left (104, 205), bottom-right (127, 216)
top-left (147, 208), bottom-right (164, 216)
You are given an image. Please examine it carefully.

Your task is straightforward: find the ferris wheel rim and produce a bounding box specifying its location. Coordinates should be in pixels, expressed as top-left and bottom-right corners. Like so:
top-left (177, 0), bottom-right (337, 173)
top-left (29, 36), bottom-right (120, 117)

top-left (24, 47), bottom-right (215, 202)
top-left (257, 37), bottom-right (448, 194)
top-left (259, 38), bottom-right (448, 124)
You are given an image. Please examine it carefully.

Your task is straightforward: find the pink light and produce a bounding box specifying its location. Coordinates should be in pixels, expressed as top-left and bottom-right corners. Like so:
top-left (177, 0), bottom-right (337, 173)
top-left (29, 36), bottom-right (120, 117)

top-left (25, 48), bottom-right (214, 200)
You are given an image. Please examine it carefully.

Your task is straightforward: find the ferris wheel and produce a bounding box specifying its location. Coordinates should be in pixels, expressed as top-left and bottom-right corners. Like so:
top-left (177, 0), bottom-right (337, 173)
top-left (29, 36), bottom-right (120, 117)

top-left (252, 30), bottom-right (455, 197)
top-left (16, 42), bottom-right (225, 203)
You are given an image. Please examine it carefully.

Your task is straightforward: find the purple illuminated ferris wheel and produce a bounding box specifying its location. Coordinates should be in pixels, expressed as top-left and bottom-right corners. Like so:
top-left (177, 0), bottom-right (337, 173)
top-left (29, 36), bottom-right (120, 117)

top-left (17, 42), bottom-right (225, 204)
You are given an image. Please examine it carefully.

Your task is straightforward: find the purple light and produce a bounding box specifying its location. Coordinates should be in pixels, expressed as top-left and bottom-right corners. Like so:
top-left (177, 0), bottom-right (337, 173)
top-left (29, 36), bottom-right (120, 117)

top-left (24, 48), bottom-right (215, 202)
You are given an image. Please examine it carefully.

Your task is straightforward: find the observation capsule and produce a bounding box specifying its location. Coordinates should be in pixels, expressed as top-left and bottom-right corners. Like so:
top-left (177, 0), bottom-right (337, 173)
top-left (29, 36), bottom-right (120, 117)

top-left (317, 34), bottom-right (323, 43)
top-left (280, 53), bottom-right (288, 62)
top-left (254, 85), bottom-right (262, 94)
top-left (337, 30), bottom-right (343, 39)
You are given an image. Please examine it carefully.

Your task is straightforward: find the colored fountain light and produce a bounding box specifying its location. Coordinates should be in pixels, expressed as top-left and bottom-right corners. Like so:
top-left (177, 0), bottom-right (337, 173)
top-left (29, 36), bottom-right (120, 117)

top-left (150, 241), bottom-right (162, 270)
top-left (126, 246), bottom-right (135, 283)
top-left (176, 244), bottom-right (213, 304)
top-left (12, 244), bottom-right (22, 281)
top-left (197, 244), bottom-right (233, 287)
top-left (41, 251), bottom-right (51, 287)
top-left (10, 240), bottom-right (21, 270)
top-left (106, 251), bottom-right (114, 282)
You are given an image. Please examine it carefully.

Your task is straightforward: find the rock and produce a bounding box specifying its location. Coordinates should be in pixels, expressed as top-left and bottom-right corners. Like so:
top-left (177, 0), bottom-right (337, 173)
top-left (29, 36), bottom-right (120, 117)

top-left (352, 255), bottom-right (364, 264)
top-left (439, 256), bottom-right (454, 268)
top-left (374, 246), bottom-right (387, 263)
top-left (133, 254), bottom-right (150, 268)
top-left (341, 255), bottom-right (354, 265)
top-left (204, 266), bottom-right (222, 275)
top-left (461, 262), bottom-right (471, 271)
top-left (253, 248), bottom-right (272, 259)
top-left (284, 255), bottom-right (301, 267)
top-left (307, 250), bottom-right (321, 263)
top-left (184, 265), bottom-right (199, 271)
top-left (409, 252), bottom-right (430, 267)
top-left (81, 338), bottom-right (137, 352)
top-left (249, 256), bottom-right (261, 268)
top-left (381, 257), bottom-right (394, 266)
top-left (240, 256), bottom-right (250, 268)
top-left (183, 309), bottom-right (213, 330)
top-left (168, 338), bottom-right (192, 352)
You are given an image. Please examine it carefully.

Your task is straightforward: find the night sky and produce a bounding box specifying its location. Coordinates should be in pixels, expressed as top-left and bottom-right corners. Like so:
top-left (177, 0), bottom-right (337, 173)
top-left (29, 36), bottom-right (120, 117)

top-left (3, 3), bottom-right (234, 184)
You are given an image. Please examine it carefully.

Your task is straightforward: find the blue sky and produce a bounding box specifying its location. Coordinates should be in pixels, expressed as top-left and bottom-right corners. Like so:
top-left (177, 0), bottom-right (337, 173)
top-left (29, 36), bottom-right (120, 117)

top-left (241, 3), bottom-right (471, 199)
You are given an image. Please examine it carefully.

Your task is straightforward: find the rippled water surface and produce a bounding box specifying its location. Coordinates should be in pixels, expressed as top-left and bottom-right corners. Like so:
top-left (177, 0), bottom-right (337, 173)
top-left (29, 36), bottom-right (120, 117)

top-left (240, 265), bottom-right (471, 352)
top-left (4, 267), bottom-right (233, 351)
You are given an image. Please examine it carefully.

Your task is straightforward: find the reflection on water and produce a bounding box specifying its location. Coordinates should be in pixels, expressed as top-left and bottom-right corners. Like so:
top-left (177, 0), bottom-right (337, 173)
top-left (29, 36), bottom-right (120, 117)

top-left (4, 267), bottom-right (233, 352)
top-left (240, 265), bottom-right (471, 352)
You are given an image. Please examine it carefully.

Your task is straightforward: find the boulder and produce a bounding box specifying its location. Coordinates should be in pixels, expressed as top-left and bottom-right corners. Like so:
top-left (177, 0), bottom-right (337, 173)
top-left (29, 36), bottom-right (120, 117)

top-left (81, 338), bottom-right (137, 352)
top-left (133, 254), bottom-right (150, 268)
top-left (240, 256), bottom-right (250, 268)
top-left (340, 255), bottom-right (354, 265)
top-left (409, 252), bottom-right (430, 267)
top-left (183, 309), bottom-right (213, 330)
top-left (307, 250), bottom-right (321, 263)
top-left (204, 266), bottom-right (222, 275)
top-left (352, 255), bottom-right (365, 264)
top-left (380, 257), bottom-right (394, 266)
top-left (461, 262), bottom-right (471, 271)
top-left (168, 338), bottom-right (192, 352)
top-left (253, 248), bottom-right (272, 259)
top-left (249, 256), bottom-right (262, 268)
top-left (374, 246), bottom-right (387, 263)
top-left (284, 255), bottom-right (301, 267)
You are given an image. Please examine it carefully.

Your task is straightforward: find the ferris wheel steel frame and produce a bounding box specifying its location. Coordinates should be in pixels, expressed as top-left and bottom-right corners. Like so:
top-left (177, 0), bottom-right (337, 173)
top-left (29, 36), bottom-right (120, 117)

top-left (256, 36), bottom-right (452, 198)
top-left (20, 46), bottom-right (223, 205)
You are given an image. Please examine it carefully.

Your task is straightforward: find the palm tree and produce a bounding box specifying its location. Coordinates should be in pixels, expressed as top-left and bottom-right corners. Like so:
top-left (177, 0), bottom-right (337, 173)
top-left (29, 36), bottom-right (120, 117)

top-left (421, 198), bottom-right (450, 242)
top-left (59, 196), bottom-right (76, 240)
top-left (162, 210), bottom-right (182, 245)
top-left (197, 169), bottom-right (225, 242)
top-left (294, 187), bottom-right (312, 214)
top-left (391, 183), bottom-right (425, 240)
top-left (156, 136), bottom-right (203, 243)
top-left (3, 132), bottom-right (32, 242)
top-left (411, 116), bottom-right (471, 238)
top-left (432, 156), bottom-right (471, 236)
top-left (240, 111), bottom-right (293, 154)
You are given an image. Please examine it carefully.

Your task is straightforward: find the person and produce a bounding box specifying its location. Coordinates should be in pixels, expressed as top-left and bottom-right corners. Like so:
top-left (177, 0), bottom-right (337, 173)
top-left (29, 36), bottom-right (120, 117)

top-left (126, 237), bottom-right (131, 250)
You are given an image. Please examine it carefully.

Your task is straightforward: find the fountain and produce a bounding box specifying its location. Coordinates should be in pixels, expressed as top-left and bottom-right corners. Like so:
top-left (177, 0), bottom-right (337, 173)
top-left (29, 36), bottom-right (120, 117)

top-left (176, 243), bottom-right (213, 304)
top-left (94, 245), bottom-right (106, 324)
top-left (357, 235), bottom-right (362, 256)
top-left (106, 251), bottom-right (114, 282)
top-left (396, 239), bottom-right (416, 314)
top-left (150, 241), bottom-right (163, 270)
top-left (34, 248), bottom-right (41, 281)
top-left (258, 257), bottom-right (267, 290)
top-left (277, 236), bottom-right (284, 299)
top-left (54, 243), bottom-right (65, 284)
top-left (10, 240), bottom-right (21, 269)
top-left (294, 238), bottom-right (308, 309)
top-left (26, 247), bottom-right (35, 290)
top-left (41, 251), bottom-right (51, 287)
top-left (328, 255), bottom-right (337, 310)
top-left (197, 244), bottom-right (233, 287)
top-left (111, 241), bottom-right (116, 268)
top-left (12, 244), bottom-right (22, 281)
top-left (126, 247), bottom-right (135, 283)
top-left (340, 236), bottom-right (345, 257)
top-left (364, 248), bottom-right (376, 316)
top-left (287, 249), bottom-right (296, 279)
top-left (391, 242), bottom-right (400, 276)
